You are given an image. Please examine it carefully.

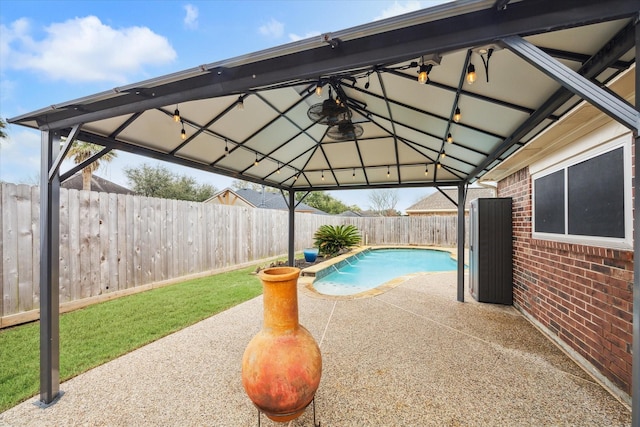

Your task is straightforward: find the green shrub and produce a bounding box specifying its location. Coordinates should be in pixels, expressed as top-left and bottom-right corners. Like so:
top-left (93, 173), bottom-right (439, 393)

top-left (313, 224), bottom-right (361, 256)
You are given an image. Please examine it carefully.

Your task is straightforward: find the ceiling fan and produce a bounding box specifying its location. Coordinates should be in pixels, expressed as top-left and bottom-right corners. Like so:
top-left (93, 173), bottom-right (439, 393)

top-left (326, 118), bottom-right (364, 141)
top-left (307, 85), bottom-right (364, 141)
top-left (306, 95), bottom-right (349, 126)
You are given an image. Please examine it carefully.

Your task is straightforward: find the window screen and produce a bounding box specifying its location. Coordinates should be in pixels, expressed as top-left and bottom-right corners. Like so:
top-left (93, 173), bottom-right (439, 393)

top-left (567, 147), bottom-right (624, 238)
top-left (534, 170), bottom-right (565, 234)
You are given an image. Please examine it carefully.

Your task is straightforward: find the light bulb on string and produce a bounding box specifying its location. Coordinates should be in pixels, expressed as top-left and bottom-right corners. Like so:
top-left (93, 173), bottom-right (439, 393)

top-left (454, 107), bottom-right (461, 123)
top-left (466, 63), bottom-right (477, 84)
top-left (173, 106), bottom-right (180, 122)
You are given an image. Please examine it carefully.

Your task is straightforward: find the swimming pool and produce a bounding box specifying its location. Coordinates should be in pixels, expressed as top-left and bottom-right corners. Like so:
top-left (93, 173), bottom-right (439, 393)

top-left (312, 248), bottom-right (458, 296)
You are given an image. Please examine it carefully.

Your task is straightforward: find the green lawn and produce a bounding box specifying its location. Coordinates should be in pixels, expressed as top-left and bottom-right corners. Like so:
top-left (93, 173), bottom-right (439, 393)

top-left (0, 265), bottom-right (263, 413)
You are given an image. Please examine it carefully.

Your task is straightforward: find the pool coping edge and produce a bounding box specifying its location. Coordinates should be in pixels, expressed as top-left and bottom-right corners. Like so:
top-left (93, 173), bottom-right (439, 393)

top-left (298, 245), bottom-right (458, 300)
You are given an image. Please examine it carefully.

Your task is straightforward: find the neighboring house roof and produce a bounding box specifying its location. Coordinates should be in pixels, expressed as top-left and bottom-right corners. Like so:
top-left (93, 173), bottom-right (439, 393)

top-left (338, 210), bottom-right (385, 217)
top-left (61, 173), bottom-right (135, 195)
top-left (339, 210), bottom-right (363, 217)
top-left (205, 188), bottom-right (327, 214)
top-left (405, 187), bottom-right (496, 214)
top-left (205, 188), bottom-right (255, 208)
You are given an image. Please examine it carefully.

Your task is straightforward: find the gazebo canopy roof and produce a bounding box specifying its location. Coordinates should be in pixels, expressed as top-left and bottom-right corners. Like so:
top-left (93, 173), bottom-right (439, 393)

top-left (8, 0), bottom-right (639, 192)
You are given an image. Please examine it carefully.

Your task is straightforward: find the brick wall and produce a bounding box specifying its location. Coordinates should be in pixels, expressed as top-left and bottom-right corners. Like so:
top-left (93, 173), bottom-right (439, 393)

top-left (497, 167), bottom-right (633, 398)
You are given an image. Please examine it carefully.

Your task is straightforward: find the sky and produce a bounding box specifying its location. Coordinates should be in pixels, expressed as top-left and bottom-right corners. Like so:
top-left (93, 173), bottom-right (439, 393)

top-left (0, 0), bottom-right (451, 212)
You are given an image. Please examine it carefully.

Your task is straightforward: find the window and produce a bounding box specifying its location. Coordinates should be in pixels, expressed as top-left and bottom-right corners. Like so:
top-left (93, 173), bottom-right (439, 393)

top-left (532, 136), bottom-right (631, 249)
top-left (534, 170), bottom-right (564, 234)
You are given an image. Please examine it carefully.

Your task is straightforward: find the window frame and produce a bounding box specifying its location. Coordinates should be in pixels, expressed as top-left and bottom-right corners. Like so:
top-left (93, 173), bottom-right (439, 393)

top-left (531, 134), bottom-right (632, 249)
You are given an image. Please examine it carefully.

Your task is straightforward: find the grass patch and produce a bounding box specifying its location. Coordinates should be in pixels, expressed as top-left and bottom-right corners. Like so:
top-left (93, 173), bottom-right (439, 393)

top-left (0, 265), bottom-right (262, 413)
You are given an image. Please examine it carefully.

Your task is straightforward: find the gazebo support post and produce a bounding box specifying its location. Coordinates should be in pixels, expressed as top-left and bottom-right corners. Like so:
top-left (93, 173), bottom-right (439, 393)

top-left (456, 183), bottom-right (466, 302)
top-left (39, 130), bottom-right (61, 405)
top-left (288, 190), bottom-right (295, 267)
top-left (631, 19), bottom-right (639, 427)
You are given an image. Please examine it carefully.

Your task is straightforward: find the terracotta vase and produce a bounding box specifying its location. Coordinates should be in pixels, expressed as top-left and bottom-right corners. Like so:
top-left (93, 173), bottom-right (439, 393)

top-left (242, 266), bottom-right (322, 422)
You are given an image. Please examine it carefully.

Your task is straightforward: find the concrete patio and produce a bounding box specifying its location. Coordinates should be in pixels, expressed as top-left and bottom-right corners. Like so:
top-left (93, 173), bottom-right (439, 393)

top-left (0, 270), bottom-right (631, 426)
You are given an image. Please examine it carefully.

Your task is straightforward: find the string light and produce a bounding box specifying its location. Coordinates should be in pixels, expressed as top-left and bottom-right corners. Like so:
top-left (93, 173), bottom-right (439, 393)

top-left (224, 139), bottom-right (229, 156)
top-left (454, 107), bottom-right (461, 123)
top-left (237, 96), bottom-right (244, 110)
top-left (440, 151), bottom-right (446, 159)
top-left (254, 153), bottom-right (259, 166)
top-left (277, 162), bottom-right (281, 174)
top-left (424, 164), bottom-right (429, 176)
top-left (180, 121), bottom-right (186, 140)
top-left (315, 79), bottom-right (322, 97)
top-left (447, 133), bottom-right (453, 143)
top-left (417, 61), bottom-right (432, 84)
top-left (321, 170), bottom-right (325, 181)
top-left (173, 106), bottom-right (180, 122)
top-left (386, 165), bottom-right (390, 178)
top-left (466, 63), bottom-right (477, 84)
top-left (437, 163), bottom-right (442, 169)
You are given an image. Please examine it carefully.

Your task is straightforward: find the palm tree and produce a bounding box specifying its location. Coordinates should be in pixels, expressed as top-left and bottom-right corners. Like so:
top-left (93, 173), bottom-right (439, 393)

top-left (66, 141), bottom-right (117, 191)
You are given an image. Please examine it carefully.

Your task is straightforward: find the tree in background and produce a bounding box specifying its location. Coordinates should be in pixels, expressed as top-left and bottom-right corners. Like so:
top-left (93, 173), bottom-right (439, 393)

top-left (231, 179), bottom-right (277, 193)
top-left (368, 189), bottom-right (400, 216)
top-left (0, 118), bottom-right (7, 140)
top-left (124, 163), bottom-right (216, 202)
top-left (295, 191), bottom-right (360, 215)
top-left (66, 141), bottom-right (118, 191)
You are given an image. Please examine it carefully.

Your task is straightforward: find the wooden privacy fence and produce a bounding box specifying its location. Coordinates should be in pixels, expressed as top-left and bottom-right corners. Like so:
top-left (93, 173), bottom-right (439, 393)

top-left (0, 183), bottom-right (466, 326)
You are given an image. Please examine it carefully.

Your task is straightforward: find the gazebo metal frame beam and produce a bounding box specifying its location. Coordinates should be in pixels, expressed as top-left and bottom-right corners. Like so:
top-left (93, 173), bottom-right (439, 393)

top-left (632, 16), bottom-right (640, 427)
top-left (501, 36), bottom-right (639, 130)
top-left (469, 19), bottom-right (638, 181)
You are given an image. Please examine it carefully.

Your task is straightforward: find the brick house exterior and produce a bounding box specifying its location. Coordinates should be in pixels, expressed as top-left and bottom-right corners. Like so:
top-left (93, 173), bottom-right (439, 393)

top-left (497, 167), bottom-right (633, 399)
top-left (482, 70), bottom-right (634, 404)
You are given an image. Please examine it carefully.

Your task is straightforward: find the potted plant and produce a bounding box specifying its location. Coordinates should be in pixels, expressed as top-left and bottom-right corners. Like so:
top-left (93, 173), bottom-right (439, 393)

top-left (303, 247), bottom-right (319, 262)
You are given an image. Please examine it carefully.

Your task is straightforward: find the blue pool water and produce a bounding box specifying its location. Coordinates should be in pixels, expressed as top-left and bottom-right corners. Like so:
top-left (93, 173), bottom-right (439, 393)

top-left (313, 248), bottom-right (458, 296)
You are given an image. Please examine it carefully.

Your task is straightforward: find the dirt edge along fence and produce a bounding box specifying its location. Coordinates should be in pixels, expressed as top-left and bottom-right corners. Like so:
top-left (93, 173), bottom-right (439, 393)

top-left (1, 183), bottom-right (466, 327)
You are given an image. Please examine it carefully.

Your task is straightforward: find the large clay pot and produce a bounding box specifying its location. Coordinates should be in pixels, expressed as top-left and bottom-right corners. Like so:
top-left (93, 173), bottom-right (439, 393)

top-left (242, 266), bottom-right (322, 422)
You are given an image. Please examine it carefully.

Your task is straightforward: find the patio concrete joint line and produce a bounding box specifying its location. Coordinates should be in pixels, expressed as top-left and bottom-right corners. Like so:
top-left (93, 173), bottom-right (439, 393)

top-left (319, 301), bottom-right (337, 348)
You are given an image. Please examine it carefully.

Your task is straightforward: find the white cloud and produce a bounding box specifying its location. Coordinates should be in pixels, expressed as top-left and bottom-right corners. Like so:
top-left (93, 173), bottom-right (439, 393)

top-left (0, 79), bottom-right (16, 104)
top-left (0, 128), bottom-right (41, 184)
top-left (373, 1), bottom-right (423, 20)
top-left (258, 18), bottom-right (284, 39)
top-left (183, 4), bottom-right (199, 30)
top-left (288, 31), bottom-right (321, 42)
top-left (1, 16), bottom-right (176, 84)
